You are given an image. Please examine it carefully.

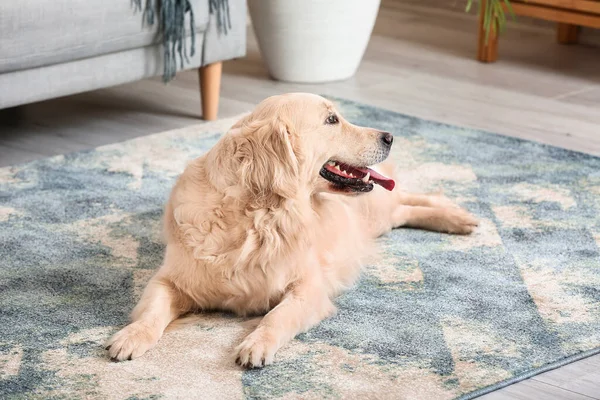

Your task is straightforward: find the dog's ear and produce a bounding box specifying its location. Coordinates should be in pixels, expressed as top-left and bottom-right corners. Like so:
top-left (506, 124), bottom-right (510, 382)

top-left (236, 117), bottom-right (299, 204)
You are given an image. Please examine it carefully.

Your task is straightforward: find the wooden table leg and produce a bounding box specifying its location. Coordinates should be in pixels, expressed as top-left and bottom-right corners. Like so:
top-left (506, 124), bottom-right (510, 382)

top-left (477, 1), bottom-right (499, 62)
top-left (199, 62), bottom-right (222, 121)
top-left (557, 22), bottom-right (580, 44)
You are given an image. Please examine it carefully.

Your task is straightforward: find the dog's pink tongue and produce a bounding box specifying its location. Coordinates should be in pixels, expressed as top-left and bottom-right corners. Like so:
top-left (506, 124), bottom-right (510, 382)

top-left (357, 167), bottom-right (395, 191)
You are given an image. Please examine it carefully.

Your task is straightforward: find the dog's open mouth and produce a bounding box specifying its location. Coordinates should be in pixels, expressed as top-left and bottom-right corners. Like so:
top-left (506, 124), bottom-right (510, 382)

top-left (319, 161), bottom-right (395, 193)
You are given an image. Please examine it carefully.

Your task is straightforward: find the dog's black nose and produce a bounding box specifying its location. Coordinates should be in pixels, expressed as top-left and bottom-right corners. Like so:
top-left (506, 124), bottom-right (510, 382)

top-left (380, 132), bottom-right (393, 147)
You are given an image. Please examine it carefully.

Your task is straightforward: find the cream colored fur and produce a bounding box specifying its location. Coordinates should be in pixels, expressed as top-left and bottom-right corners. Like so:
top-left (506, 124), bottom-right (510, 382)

top-left (106, 93), bottom-right (478, 367)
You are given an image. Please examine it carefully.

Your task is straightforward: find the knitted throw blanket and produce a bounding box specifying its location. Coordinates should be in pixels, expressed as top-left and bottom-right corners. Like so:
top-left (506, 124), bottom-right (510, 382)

top-left (133, 0), bottom-right (231, 82)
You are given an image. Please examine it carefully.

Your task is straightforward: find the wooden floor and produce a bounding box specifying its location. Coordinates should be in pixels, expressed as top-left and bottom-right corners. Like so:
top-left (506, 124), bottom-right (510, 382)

top-left (1, 2), bottom-right (599, 399)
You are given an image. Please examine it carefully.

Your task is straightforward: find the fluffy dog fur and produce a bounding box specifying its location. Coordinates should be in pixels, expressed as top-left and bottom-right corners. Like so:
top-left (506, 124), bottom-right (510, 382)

top-left (106, 93), bottom-right (478, 367)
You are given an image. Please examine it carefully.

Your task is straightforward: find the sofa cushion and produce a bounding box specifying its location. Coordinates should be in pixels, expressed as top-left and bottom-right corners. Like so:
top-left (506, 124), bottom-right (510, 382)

top-left (0, 0), bottom-right (209, 74)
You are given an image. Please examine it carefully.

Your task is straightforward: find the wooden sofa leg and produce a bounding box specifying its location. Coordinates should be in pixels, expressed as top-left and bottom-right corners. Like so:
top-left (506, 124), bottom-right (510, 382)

top-left (199, 62), bottom-right (222, 121)
top-left (557, 23), bottom-right (579, 44)
top-left (477, 2), bottom-right (499, 62)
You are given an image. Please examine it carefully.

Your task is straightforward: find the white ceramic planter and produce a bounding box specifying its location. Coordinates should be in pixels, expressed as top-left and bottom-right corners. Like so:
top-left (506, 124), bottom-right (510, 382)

top-left (248, 0), bottom-right (381, 83)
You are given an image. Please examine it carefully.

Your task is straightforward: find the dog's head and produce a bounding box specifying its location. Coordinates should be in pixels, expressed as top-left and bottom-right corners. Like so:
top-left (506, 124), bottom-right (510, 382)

top-left (211, 93), bottom-right (395, 204)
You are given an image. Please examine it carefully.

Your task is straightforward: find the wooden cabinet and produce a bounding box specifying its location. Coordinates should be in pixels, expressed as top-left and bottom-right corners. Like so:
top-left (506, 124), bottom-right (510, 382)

top-left (477, 0), bottom-right (600, 62)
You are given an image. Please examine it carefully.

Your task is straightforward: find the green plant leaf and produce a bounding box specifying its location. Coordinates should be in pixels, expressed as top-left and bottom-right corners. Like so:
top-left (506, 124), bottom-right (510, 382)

top-left (476, 0), bottom-right (516, 43)
top-left (494, 1), bottom-right (506, 33)
top-left (466, 0), bottom-right (474, 12)
top-left (484, 0), bottom-right (492, 45)
top-left (503, 0), bottom-right (516, 20)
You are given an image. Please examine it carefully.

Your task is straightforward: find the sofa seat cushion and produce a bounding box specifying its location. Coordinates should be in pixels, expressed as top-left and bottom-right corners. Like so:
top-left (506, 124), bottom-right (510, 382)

top-left (0, 0), bottom-right (209, 74)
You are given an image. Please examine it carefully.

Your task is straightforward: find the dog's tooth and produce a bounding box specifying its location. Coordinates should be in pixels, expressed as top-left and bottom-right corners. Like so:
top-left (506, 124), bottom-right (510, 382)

top-left (327, 161), bottom-right (335, 166)
top-left (342, 170), bottom-right (347, 175)
top-left (349, 173), bottom-right (355, 178)
top-left (362, 172), bottom-right (370, 183)
top-left (334, 165), bottom-right (341, 171)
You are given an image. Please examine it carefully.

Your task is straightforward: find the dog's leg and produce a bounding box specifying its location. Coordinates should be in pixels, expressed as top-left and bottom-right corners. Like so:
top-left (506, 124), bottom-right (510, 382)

top-left (396, 191), bottom-right (461, 209)
top-left (106, 275), bottom-right (188, 361)
top-left (392, 205), bottom-right (478, 234)
top-left (235, 274), bottom-right (335, 368)
top-left (362, 162), bottom-right (478, 235)
top-left (360, 187), bottom-right (477, 236)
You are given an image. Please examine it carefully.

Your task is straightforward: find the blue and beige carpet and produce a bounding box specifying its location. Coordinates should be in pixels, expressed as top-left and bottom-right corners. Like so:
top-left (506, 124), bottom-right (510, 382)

top-left (1, 99), bottom-right (599, 399)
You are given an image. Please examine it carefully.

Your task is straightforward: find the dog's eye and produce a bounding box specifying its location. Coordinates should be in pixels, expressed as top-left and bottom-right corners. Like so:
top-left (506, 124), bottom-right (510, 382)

top-left (325, 114), bottom-right (339, 125)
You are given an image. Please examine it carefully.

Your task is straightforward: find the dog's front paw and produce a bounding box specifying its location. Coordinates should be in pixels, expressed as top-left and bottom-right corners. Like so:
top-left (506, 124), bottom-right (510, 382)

top-left (105, 321), bottom-right (158, 362)
top-left (444, 207), bottom-right (479, 235)
top-left (235, 327), bottom-right (279, 369)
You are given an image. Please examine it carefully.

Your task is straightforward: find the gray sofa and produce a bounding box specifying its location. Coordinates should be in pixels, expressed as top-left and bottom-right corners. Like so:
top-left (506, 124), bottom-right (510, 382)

top-left (0, 0), bottom-right (246, 120)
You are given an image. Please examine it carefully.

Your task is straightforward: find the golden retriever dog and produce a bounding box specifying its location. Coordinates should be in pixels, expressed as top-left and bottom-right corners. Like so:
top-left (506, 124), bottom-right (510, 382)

top-left (106, 93), bottom-right (478, 368)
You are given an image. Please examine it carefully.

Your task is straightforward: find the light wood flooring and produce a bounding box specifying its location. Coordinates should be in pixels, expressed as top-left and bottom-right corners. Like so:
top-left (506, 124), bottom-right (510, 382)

top-left (0, 1), bottom-right (599, 399)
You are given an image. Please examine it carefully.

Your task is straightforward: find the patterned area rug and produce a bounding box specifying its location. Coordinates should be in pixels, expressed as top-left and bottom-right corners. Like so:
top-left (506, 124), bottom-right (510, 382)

top-left (1, 98), bottom-right (600, 400)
